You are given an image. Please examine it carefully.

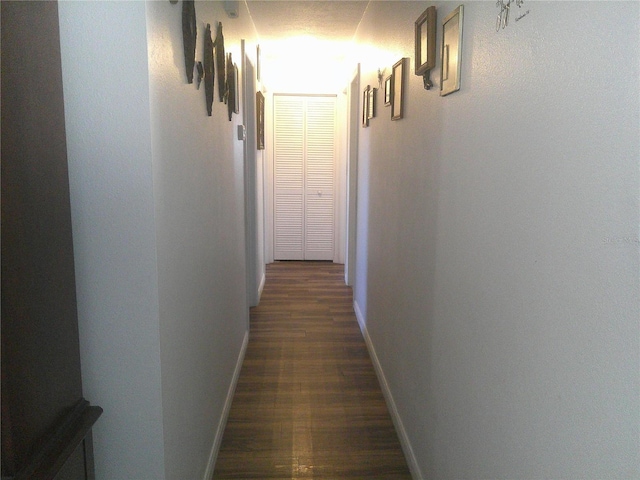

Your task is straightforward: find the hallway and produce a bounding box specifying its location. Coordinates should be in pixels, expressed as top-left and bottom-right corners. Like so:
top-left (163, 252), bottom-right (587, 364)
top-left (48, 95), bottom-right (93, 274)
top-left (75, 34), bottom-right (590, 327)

top-left (213, 262), bottom-right (411, 479)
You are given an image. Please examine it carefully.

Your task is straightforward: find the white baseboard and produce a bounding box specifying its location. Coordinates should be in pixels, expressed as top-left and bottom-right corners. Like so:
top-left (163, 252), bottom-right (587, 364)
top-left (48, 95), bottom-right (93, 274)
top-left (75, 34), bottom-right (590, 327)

top-left (353, 300), bottom-right (424, 480)
top-left (202, 329), bottom-right (249, 480)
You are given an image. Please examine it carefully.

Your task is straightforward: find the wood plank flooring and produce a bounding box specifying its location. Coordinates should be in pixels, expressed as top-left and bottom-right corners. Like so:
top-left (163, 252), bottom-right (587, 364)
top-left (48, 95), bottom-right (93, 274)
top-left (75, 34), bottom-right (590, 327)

top-left (213, 261), bottom-right (411, 479)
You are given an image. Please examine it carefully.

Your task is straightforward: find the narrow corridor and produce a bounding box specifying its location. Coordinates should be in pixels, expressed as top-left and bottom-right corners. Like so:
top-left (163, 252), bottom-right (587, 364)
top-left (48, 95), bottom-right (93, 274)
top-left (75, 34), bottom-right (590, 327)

top-left (213, 262), bottom-right (411, 479)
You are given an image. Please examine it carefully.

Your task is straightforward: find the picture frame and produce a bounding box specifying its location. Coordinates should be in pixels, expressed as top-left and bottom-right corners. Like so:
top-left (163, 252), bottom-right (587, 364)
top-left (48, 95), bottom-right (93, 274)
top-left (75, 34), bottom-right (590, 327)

top-left (362, 85), bottom-right (370, 127)
top-left (256, 91), bottom-right (265, 150)
top-left (384, 75), bottom-right (392, 106)
top-left (440, 5), bottom-right (464, 97)
top-left (368, 87), bottom-right (376, 119)
top-left (391, 58), bottom-right (406, 121)
top-left (415, 6), bottom-right (437, 76)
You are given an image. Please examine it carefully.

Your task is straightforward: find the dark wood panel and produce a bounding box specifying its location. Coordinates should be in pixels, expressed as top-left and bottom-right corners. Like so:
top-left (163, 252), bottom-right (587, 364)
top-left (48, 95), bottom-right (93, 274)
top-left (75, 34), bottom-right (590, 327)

top-left (1, 2), bottom-right (101, 478)
top-left (214, 262), bottom-right (411, 479)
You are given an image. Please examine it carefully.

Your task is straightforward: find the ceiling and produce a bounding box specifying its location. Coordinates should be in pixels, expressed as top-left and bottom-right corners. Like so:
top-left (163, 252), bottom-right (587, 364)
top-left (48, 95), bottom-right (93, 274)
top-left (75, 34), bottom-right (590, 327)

top-left (245, 1), bottom-right (370, 44)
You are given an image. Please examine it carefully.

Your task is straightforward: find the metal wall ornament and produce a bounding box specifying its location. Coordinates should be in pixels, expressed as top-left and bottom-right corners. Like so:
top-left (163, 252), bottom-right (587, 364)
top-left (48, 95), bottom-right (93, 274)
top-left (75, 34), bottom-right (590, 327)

top-left (226, 53), bottom-right (235, 121)
top-left (182, 0), bottom-right (197, 83)
top-left (233, 63), bottom-right (240, 114)
top-left (496, 0), bottom-right (529, 31)
top-left (415, 6), bottom-right (437, 90)
top-left (440, 5), bottom-right (464, 97)
top-left (214, 22), bottom-right (226, 102)
top-left (203, 23), bottom-right (215, 116)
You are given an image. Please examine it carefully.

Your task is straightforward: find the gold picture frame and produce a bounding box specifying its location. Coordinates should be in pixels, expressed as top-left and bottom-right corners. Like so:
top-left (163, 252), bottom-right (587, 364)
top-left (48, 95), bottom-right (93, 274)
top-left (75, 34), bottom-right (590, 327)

top-left (368, 87), bottom-right (376, 120)
top-left (391, 58), bottom-right (407, 121)
top-left (362, 85), bottom-right (370, 127)
top-left (384, 75), bottom-right (392, 106)
top-left (415, 5), bottom-right (437, 90)
top-left (440, 5), bottom-right (464, 97)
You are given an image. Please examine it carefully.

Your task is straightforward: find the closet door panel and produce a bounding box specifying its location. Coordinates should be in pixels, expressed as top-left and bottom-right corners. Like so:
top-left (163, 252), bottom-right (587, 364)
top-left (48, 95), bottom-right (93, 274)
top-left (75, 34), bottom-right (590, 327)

top-left (304, 97), bottom-right (335, 260)
top-left (274, 96), bottom-right (305, 260)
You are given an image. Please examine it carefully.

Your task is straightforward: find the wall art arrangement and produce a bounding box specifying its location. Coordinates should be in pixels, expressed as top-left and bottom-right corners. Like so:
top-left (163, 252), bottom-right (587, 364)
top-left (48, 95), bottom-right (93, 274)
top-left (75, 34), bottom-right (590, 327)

top-left (391, 58), bottom-right (406, 120)
top-left (176, 0), bottom-right (243, 121)
top-left (367, 3), bottom-right (464, 126)
top-left (441, 5), bottom-right (463, 96)
top-left (415, 6), bottom-right (437, 90)
top-left (256, 91), bottom-right (265, 150)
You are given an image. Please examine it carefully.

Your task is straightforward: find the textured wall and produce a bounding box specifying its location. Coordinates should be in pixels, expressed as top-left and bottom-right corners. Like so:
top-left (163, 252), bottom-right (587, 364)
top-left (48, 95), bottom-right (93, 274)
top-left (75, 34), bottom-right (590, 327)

top-left (353, 1), bottom-right (639, 478)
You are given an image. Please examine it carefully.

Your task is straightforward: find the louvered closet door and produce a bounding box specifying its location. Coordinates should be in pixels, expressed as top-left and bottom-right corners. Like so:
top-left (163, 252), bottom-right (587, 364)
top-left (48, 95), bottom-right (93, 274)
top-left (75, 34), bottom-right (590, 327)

top-left (274, 95), bottom-right (336, 261)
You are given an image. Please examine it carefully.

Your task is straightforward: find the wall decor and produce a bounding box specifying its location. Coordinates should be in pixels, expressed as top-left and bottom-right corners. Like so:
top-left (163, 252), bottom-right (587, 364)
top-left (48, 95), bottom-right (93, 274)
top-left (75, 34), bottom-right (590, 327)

top-left (384, 75), bottom-right (392, 106)
top-left (415, 5), bottom-right (437, 90)
top-left (441, 5), bottom-right (464, 96)
top-left (368, 87), bottom-right (377, 120)
top-left (496, 0), bottom-right (528, 31)
top-left (215, 22), bottom-right (226, 102)
top-left (233, 64), bottom-right (240, 114)
top-left (227, 53), bottom-right (235, 121)
top-left (196, 62), bottom-right (204, 89)
top-left (256, 91), bottom-right (265, 149)
top-left (362, 85), bottom-right (370, 127)
top-left (203, 23), bottom-right (214, 116)
top-left (182, 0), bottom-right (197, 83)
top-left (391, 58), bottom-right (406, 120)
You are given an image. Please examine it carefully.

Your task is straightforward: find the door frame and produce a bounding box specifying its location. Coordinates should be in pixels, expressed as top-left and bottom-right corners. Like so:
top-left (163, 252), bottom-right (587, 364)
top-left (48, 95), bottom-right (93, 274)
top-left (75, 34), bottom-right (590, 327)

top-left (345, 64), bottom-right (360, 286)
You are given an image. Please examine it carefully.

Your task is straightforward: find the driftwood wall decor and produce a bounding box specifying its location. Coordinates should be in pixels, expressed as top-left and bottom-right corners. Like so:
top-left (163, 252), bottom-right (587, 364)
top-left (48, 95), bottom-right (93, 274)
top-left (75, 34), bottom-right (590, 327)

top-left (226, 53), bottom-right (235, 121)
top-left (204, 23), bottom-right (214, 116)
top-left (214, 22), bottom-right (226, 102)
top-left (182, 0), bottom-right (197, 83)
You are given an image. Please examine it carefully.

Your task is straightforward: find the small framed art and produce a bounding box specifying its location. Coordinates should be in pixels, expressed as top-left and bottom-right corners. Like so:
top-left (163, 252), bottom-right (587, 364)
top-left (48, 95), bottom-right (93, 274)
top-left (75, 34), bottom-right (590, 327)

top-left (415, 6), bottom-right (437, 76)
top-left (384, 76), bottom-right (392, 106)
top-left (368, 87), bottom-right (376, 119)
top-left (362, 85), bottom-right (370, 127)
top-left (391, 58), bottom-right (407, 120)
top-left (440, 5), bottom-right (464, 97)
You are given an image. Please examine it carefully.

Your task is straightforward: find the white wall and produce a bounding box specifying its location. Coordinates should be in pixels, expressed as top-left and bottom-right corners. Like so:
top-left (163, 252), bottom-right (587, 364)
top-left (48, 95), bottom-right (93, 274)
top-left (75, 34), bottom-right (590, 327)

top-left (353, 2), bottom-right (639, 479)
top-left (146, 2), bottom-right (257, 478)
top-left (60, 1), bottom-right (258, 478)
top-left (59, 2), bottom-right (166, 478)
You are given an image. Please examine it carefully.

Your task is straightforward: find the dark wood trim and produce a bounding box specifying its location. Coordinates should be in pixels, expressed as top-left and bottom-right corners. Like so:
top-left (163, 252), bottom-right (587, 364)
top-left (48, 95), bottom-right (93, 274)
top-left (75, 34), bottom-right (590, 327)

top-left (12, 399), bottom-right (102, 480)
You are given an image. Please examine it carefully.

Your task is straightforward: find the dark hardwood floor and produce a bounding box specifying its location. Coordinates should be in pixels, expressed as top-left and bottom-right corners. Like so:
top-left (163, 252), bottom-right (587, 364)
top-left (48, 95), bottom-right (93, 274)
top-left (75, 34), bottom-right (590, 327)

top-left (213, 261), bottom-right (411, 479)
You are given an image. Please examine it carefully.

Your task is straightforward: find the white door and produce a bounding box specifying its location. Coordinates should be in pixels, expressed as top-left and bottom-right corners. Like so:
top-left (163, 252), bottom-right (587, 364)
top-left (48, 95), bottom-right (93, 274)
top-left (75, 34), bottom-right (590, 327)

top-left (274, 95), bottom-right (336, 260)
